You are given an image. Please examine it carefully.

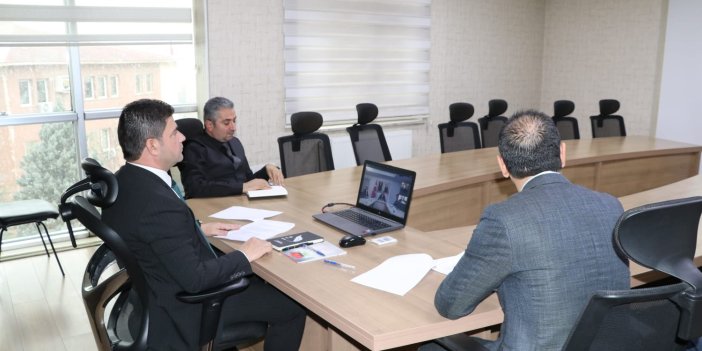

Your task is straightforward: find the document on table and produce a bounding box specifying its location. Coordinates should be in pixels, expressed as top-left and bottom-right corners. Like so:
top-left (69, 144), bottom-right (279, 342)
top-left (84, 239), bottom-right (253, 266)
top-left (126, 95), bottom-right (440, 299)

top-left (209, 206), bottom-right (282, 221)
top-left (246, 186), bottom-right (288, 198)
top-left (217, 220), bottom-right (295, 241)
top-left (351, 253), bottom-right (434, 296)
top-left (432, 252), bottom-right (464, 275)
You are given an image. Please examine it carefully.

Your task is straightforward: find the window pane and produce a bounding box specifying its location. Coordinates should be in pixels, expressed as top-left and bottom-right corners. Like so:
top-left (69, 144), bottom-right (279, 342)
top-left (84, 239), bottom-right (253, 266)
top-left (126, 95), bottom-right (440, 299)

top-left (85, 119), bottom-right (123, 172)
top-left (0, 47), bottom-right (73, 115)
top-left (0, 21), bottom-right (66, 35)
top-left (80, 45), bottom-right (195, 109)
top-left (0, 121), bottom-right (80, 240)
top-left (76, 22), bottom-right (192, 35)
top-left (74, 0), bottom-right (190, 7)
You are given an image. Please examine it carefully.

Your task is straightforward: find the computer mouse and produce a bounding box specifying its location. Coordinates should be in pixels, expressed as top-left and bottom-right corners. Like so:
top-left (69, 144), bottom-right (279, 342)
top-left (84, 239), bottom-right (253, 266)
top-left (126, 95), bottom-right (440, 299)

top-left (339, 234), bottom-right (366, 248)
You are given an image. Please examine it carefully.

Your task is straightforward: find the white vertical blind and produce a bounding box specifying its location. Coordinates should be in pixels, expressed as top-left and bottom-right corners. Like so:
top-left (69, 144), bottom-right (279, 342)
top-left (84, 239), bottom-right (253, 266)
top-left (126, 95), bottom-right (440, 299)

top-left (283, 0), bottom-right (431, 125)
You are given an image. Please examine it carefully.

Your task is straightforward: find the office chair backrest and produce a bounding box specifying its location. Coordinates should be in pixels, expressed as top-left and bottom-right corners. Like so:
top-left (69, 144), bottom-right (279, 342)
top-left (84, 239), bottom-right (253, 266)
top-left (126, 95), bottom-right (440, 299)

top-left (438, 102), bottom-right (481, 153)
top-left (562, 196), bottom-right (702, 351)
top-left (277, 111), bottom-right (335, 177)
top-left (175, 118), bottom-right (204, 141)
top-left (590, 99), bottom-right (626, 138)
top-left (552, 100), bottom-right (580, 140)
top-left (346, 103), bottom-right (392, 165)
top-left (477, 99), bottom-right (508, 148)
top-left (60, 159), bottom-right (150, 351)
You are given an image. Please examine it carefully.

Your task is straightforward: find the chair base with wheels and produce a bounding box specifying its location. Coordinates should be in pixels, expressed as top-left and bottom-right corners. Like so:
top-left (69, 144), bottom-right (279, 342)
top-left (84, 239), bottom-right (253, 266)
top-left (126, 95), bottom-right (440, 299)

top-left (0, 199), bottom-right (64, 276)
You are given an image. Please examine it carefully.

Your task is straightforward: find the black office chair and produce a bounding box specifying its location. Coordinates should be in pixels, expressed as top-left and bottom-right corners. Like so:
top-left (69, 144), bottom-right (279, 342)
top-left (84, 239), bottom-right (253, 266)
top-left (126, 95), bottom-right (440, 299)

top-left (176, 117), bottom-right (205, 141)
top-left (562, 196), bottom-right (702, 351)
top-left (277, 111), bottom-right (335, 177)
top-left (590, 99), bottom-right (626, 138)
top-left (346, 103), bottom-right (392, 165)
top-left (552, 100), bottom-right (580, 140)
top-left (477, 99), bottom-right (508, 148)
top-left (59, 158), bottom-right (266, 351)
top-left (438, 102), bottom-right (481, 153)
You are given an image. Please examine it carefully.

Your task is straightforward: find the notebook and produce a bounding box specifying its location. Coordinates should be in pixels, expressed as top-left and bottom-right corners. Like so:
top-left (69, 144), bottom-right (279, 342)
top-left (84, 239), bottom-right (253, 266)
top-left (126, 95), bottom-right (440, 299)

top-left (268, 231), bottom-right (324, 251)
top-left (313, 160), bottom-right (416, 237)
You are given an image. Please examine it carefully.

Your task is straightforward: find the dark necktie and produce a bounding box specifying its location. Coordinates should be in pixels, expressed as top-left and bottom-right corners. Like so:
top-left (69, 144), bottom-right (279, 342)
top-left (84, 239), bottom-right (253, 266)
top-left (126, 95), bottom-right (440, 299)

top-left (171, 180), bottom-right (217, 257)
top-left (223, 143), bottom-right (243, 169)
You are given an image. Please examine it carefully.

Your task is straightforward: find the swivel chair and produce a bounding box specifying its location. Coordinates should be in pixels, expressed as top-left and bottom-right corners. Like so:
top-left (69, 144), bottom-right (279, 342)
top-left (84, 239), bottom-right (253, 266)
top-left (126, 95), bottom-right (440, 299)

top-left (590, 99), bottom-right (626, 138)
top-left (562, 196), bottom-right (702, 351)
top-left (59, 158), bottom-right (266, 351)
top-left (438, 102), bottom-right (481, 153)
top-left (346, 103), bottom-right (392, 165)
top-left (552, 100), bottom-right (580, 140)
top-left (277, 111), bottom-right (335, 177)
top-left (174, 118), bottom-right (205, 179)
top-left (477, 99), bottom-right (508, 148)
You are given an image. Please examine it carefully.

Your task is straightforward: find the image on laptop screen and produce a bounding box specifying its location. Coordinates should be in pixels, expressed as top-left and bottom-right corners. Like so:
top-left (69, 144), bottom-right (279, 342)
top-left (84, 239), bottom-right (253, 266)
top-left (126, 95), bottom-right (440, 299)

top-left (356, 161), bottom-right (415, 224)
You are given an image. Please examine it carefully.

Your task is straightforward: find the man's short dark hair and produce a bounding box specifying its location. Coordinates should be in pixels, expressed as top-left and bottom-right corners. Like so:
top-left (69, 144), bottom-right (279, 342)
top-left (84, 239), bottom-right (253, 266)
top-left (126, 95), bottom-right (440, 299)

top-left (203, 96), bottom-right (234, 124)
top-left (118, 99), bottom-right (174, 161)
top-left (497, 109), bottom-right (562, 179)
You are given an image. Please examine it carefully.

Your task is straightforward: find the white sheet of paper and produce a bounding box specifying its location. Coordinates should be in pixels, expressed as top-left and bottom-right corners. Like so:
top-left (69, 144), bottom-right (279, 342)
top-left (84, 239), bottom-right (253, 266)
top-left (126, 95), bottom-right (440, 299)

top-left (247, 185), bottom-right (288, 198)
top-left (432, 252), bottom-right (464, 275)
top-left (351, 253), bottom-right (434, 296)
top-left (209, 206), bottom-right (282, 221)
top-left (217, 220), bottom-right (295, 241)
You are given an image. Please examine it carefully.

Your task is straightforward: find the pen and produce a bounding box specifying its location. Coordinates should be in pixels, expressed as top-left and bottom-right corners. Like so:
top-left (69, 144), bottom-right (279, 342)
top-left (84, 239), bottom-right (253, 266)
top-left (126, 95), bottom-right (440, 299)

top-left (323, 259), bottom-right (355, 270)
top-left (309, 246), bottom-right (326, 257)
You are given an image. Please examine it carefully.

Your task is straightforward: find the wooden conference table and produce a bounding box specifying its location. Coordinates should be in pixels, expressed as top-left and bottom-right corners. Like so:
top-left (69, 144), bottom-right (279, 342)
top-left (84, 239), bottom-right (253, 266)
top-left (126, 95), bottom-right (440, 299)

top-left (188, 136), bottom-right (702, 351)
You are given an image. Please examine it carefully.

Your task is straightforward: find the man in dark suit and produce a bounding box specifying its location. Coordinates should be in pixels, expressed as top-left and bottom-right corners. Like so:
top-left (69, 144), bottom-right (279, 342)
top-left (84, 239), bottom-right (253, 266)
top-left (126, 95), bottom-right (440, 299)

top-left (180, 96), bottom-right (284, 198)
top-left (422, 110), bottom-right (630, 351)
top-left (102, 99), bottom-right (305, 350)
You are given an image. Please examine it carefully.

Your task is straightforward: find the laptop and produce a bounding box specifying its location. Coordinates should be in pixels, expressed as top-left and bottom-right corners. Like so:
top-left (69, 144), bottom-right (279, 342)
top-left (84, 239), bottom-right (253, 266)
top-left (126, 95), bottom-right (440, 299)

top-left (313, 160), bottom-right (416, 237)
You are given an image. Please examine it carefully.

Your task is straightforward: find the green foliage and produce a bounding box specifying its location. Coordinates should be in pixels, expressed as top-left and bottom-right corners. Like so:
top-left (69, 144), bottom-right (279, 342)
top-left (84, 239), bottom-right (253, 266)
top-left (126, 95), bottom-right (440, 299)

top-left (14, 122), bottom-right (79, 204)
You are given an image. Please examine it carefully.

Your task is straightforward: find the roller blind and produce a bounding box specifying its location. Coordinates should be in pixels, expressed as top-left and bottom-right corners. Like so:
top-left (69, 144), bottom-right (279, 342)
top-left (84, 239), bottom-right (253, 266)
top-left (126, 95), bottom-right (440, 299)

top-left (283, 0), bottom-right (431, 125)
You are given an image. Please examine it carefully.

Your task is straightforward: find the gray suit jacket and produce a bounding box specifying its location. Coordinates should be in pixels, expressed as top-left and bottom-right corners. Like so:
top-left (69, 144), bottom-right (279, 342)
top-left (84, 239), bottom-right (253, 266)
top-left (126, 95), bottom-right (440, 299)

top-left (435, 173), bottom-right (630, 351)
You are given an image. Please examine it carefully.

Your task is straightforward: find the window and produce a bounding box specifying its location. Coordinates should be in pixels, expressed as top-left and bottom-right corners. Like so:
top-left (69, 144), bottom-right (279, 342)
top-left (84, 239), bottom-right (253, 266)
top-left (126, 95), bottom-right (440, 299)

top-left (96, 76), bottom-right (107, 99)
top-left (136, 73), bottom-right (154, 94)
top-left (283, 0), bottom-right (431, 125)
top-left (84, 76), bottom-right (95, 99)
top-left (109, 75), bottom-right (119, 97)
top-left (36, 79), bottom-right (49, 104)
top-left (19, 79), bottom-right (32, 105)
top-left (0, 1), bottom-right (196, 251)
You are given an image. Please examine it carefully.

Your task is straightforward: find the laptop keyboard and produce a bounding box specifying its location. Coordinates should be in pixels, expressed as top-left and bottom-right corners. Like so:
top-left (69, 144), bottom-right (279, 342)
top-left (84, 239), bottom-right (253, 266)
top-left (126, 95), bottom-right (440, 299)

top-left (336, 209), bottom-right (392, 231)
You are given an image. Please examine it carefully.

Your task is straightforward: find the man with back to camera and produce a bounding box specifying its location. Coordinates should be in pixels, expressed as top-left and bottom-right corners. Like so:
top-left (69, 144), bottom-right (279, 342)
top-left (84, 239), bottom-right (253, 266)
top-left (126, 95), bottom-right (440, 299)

top-left (421, 110), bottom-right (630, 351)
top-left (180, 96), bottom-right (284, 198)
top-left (102, 98), bottom-right (305, 350)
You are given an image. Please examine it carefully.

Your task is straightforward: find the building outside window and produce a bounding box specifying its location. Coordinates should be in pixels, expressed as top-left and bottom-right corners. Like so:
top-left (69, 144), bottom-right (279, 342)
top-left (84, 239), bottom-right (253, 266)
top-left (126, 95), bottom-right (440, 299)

top-left (0, 0), bottom-right (197, 250)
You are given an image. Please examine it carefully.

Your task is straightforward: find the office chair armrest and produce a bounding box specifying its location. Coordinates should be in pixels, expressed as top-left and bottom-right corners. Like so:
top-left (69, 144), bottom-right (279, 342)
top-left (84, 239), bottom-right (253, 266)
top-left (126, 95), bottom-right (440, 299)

top-left (176, 276), bottom-right (251, 304)
top-left (177, 277), bottom-right (252, 348)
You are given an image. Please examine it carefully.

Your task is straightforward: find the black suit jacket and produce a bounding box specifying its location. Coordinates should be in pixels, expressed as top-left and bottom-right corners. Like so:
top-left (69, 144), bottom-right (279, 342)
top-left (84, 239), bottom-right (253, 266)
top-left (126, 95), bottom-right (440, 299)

top-left (180, 133), bottom-right (268, 198)
top-left (102, 163), bottom-right (252, 350)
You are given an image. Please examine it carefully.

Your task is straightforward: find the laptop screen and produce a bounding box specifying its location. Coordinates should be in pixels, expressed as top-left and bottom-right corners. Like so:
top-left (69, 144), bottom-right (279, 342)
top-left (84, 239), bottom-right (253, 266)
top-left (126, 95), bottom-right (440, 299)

top-left (356, 161), bottom-right (416, 225)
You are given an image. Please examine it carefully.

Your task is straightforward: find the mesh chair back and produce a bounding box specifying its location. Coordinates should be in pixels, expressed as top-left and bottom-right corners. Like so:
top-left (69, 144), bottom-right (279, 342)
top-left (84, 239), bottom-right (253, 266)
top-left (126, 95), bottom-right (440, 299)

top-left (278, 111), bottom-right (334, 177)
top-left (347, 125), bottom-right (392, 164)
top-left (562, 283), bottom-right (689, 351)
top-left (553, 100), bottom-right (580, 140)
top-left (278, 134), bottom-right (334, 177)
top-left (590, 99), bottom-right (626, 138)
top-left (555, 119), bottom-right (580, 140)
top-left (478, 99), bottom-right (508, 148)
top-left (438, 122), bottom-right (481, 153)
top-left (347, 103), bottom-right (392, 165)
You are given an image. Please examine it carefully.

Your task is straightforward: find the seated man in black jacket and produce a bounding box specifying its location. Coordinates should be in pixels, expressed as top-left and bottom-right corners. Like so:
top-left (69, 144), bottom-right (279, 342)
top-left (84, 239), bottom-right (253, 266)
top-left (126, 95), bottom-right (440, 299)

top-left (181, 96), bottom-right (284, 198)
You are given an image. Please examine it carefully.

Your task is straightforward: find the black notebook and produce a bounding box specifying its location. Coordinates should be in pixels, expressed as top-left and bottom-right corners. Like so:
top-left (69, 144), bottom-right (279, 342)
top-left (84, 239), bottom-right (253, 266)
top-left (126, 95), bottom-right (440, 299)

top-left (267, 231), bottom-right (324, 251)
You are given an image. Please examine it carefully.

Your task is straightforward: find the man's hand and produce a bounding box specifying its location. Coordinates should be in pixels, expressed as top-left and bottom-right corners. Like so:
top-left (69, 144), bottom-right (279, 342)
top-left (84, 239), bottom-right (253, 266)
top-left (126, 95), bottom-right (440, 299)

top-left (265, 163), bottom-right (285, 186)
top-left (243, 178), bottom-right (271, 193)
top-left (200, 222), bottom-right (240, 237)
top-left (239, 237), bottom-right (273, 262)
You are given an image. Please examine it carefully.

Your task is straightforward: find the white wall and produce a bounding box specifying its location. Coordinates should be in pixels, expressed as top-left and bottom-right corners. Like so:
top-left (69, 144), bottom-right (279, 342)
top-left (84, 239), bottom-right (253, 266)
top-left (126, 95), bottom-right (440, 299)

top-left (656, 0), bottom-right (702, 165)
